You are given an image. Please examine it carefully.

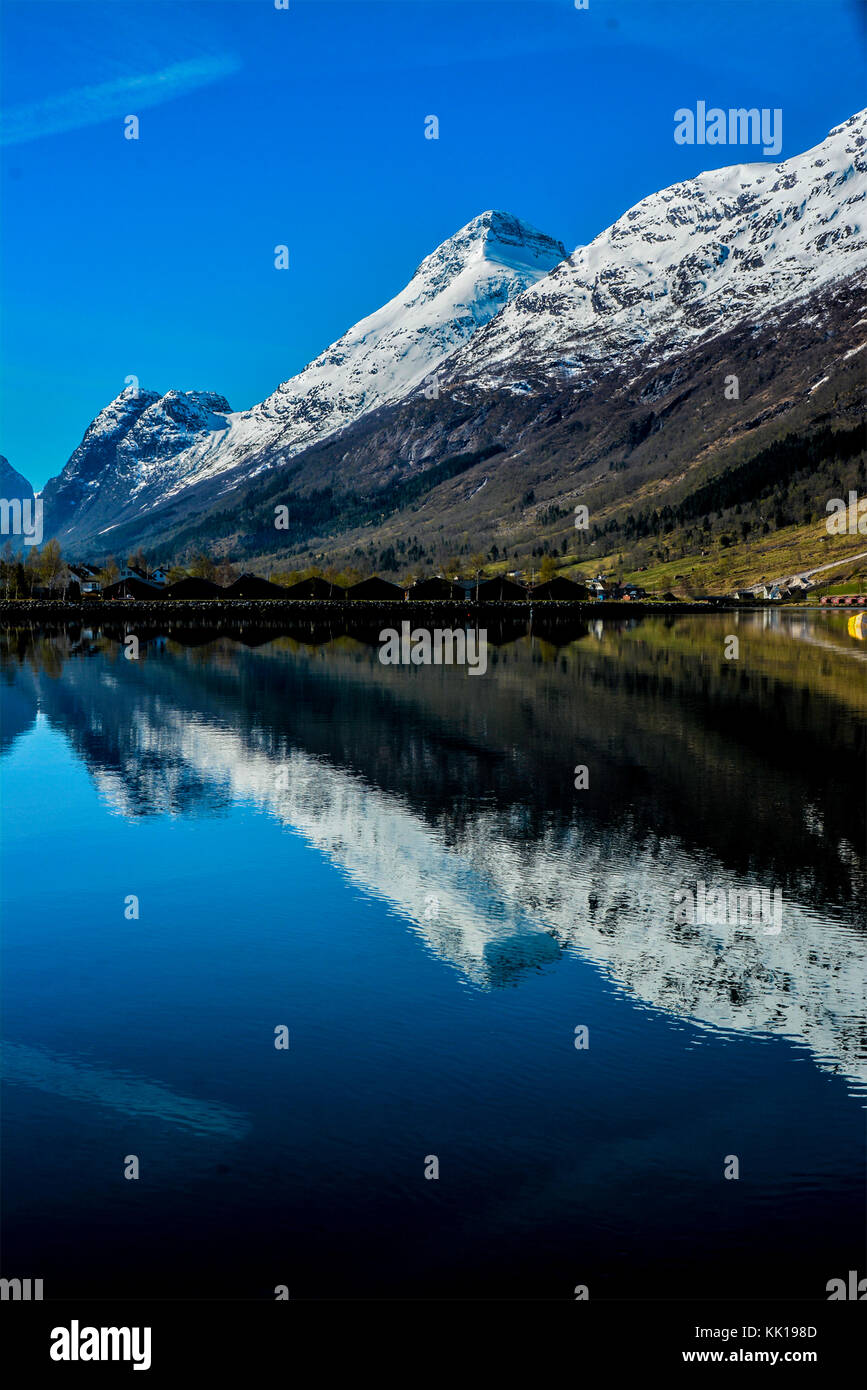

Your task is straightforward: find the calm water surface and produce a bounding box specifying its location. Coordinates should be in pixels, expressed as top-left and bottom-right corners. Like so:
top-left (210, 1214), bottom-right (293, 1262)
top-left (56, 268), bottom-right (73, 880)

top-left (1, 610), bottom-right (865, 1299)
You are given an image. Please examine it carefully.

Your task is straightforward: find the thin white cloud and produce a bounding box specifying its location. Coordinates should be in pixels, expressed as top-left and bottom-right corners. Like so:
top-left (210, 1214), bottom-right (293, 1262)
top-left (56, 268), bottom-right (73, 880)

top-left (0, 56), bottom-right (239, 147)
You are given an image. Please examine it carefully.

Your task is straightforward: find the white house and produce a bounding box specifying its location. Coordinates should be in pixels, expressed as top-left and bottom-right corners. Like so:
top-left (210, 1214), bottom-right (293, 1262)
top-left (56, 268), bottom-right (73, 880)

top-left (68, 563), bottom-right (102, 595)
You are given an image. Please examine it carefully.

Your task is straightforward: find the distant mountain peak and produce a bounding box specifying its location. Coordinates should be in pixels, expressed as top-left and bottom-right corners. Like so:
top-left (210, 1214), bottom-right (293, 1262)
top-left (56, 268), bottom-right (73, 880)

top-left (412, 210), bottom-right (567, 281)
top-left (0, 455), bottom-right (34, 499)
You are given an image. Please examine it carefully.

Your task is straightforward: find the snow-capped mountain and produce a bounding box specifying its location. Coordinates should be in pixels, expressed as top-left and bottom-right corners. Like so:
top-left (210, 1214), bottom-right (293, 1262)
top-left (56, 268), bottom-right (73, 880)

top-left (41, 390), bottom-right (232, 540)
top-left (41, 212), bottom-right (565, 547)
top-left (37, 110), bottom-right (866, 556)
top-left (441, 110), bottom-right (867, 393)
top-left (245, 210), bottom-right (566, 447)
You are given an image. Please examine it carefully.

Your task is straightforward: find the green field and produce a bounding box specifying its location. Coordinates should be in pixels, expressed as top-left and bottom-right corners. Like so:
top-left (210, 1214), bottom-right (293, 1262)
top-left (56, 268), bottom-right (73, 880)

top-left (564, 517), bottom-right (867, 598)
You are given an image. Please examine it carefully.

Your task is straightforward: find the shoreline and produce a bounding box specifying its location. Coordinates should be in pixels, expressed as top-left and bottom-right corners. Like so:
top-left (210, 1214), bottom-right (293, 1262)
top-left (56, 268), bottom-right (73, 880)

top-left (0, 597), bottom-right (817, 622)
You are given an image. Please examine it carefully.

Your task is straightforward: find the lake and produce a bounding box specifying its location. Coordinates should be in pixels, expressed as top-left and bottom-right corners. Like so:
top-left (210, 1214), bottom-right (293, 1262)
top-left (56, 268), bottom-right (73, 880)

top-left (1, 609), bottom-right (864, 1301)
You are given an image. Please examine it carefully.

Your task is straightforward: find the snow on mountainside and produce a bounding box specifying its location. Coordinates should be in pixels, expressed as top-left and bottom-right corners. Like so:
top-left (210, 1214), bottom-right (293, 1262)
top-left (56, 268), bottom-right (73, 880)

top-left (252, 211), bottom-right (566, 430)
top-left (42, 212), bottom-right (565, 545)
top-left (41, 390), bottom-right (231, 539)
top-left (443, 110), bottom-right (867, 392)
top-left (39, 112), bottom-right (867, 551)
top-left (157, 211), bottom-right (566, 496)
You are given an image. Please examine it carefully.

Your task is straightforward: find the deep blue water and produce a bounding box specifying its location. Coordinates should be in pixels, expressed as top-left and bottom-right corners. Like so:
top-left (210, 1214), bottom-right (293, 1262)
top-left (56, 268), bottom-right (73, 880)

top-left (1, 611), bottom-right (865, 1300)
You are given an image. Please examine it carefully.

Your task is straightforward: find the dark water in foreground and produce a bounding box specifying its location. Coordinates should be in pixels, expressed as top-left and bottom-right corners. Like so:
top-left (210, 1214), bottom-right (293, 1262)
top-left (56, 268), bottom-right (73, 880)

top-left (1, 611), bottom-right (865, 1301)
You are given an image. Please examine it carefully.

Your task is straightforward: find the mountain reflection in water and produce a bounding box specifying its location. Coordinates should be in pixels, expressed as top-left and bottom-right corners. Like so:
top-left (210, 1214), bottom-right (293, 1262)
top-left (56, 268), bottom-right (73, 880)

top-left (1, 611), bottom-right (864, 1299)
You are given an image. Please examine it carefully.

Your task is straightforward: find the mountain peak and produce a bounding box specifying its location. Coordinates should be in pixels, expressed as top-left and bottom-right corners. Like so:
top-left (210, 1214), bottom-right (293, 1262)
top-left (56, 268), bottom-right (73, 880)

top-left (471, 208), bottom-right (566, 254)
top-left (83, 386), bottom-right (161, 444)
top-left (247, 210), bottom-right (566, 433)
top-left (0, 455), bottom-right (34, 499)
top-left (412, 210), bottom-right (566, 287)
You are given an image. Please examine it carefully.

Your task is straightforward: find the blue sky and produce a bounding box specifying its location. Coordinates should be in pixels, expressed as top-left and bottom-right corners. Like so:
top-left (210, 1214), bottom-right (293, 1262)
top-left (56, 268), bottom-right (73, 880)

top-left (2, 0), bottom-right (865, 491)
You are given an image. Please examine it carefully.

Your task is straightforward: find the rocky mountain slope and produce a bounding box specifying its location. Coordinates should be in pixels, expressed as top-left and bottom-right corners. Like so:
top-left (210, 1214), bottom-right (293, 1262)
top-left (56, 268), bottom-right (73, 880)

top-left (40, 391), bottom-right (232, 540)
top-left (98, 256), bottom-right (865, 586)
top-left (441, 110), bottom-right (866, 395)
top-left (0, 456), bottom-right (37, 552)
top-left (34, 110), bottom-right (867, 568)
top-left (40, 212), bottom-right (566, 550)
